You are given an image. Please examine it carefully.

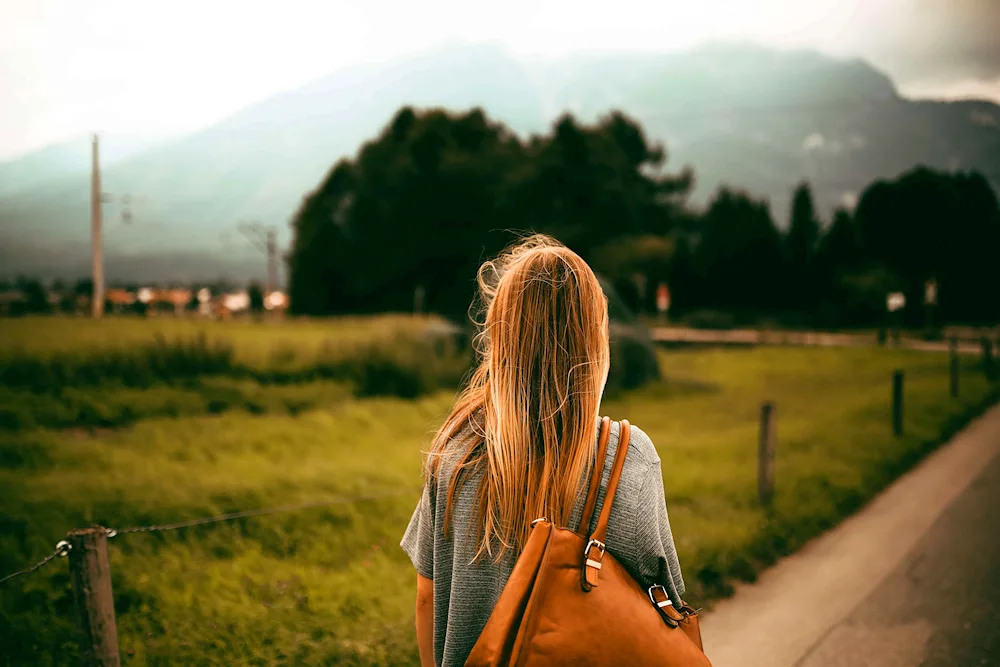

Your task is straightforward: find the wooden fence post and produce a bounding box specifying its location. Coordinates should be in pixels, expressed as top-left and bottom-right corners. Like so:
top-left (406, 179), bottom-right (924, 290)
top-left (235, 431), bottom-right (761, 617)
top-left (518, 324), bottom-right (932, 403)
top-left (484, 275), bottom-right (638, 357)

top-left (950, 337), bottom-right (960, 398)
top-left (414, 285), bottom-right (425, 315)
top-left (758, 402), bottom-right (776, 506)
top-left (982, 337), bottom-right (995, 381)
top-left (892, 370), bottom-right (904, 437)
top-left (68, 526), bottom-right (120, 667)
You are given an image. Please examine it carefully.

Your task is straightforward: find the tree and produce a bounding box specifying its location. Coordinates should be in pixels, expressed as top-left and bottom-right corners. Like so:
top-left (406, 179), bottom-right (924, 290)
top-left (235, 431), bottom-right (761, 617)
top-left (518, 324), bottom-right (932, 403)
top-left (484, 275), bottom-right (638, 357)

top-left (248, 282), bottom-right (265, 313)
top-left (511, 111), bottom-right (692, 258)
top-left (74, 278), bottom-right (93, 297)
top-left (667, 232), bottom-right (698, 312)
top-left (854, 167), bottom-right (1000, 324)
top-left (287, 106), bottom-right (693, 319)
top-left (693, 187), bottom-right (786, 313)
top-left (288, 107), bottom-right (526, 319)
top-left (587, 234), bottom-right (677, 314)
top-left (16, 277), bottom-right (50, 314)
top-left (785, 181), bottom-right (821, 309)
top-left (816, 207), bottom-right (860, 274)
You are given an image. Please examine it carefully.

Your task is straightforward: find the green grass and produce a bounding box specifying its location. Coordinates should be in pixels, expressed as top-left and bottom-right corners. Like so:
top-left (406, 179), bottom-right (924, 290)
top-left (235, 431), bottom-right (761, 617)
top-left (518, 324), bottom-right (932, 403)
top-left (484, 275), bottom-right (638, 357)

top-left (0, 315), bottom-right (439, 368)
top-left (0, 379), bottom-right (355, 431)
top-left (0, 344), bottom-right (995, 666)
top-left (0, 315), bottom-right (469, 400)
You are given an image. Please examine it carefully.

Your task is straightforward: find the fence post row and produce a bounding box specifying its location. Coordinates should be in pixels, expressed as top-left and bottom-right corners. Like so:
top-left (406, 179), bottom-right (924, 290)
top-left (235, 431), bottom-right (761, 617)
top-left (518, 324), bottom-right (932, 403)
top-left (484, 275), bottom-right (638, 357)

top-left (68, 526), bottom-right (120, 667)
top-left (758, 401), bottom-right (776, 506)
top-left (892, 370), bottom-right (904, 438)
top-left (982, 337), bottom-right (995, 382)
top-left (950, 337), bottom-right (960, 398)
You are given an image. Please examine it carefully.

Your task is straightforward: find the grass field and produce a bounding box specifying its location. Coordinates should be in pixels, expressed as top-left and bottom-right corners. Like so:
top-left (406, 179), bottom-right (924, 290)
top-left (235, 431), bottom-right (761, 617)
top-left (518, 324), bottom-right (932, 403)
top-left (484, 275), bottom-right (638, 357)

top-left (0, 315), bottom-right (436, 366)
top-left (0, 316), bottom-right (996, 666)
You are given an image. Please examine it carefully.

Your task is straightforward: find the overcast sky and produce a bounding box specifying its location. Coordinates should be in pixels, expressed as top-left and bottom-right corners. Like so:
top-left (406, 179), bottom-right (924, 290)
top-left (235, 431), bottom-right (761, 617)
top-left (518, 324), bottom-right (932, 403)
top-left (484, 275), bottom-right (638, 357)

top-left (1, 0), bottom-right (998, 160)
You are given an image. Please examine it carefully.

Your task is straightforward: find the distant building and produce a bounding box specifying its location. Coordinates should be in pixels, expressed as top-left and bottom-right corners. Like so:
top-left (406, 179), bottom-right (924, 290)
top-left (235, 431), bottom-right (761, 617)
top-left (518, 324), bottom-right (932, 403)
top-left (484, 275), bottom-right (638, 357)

top-left (136, 287), bottom-right (192, 316)
top-left (222, 291), bottom-right (250, 313)
top-left (161, 289), bottom-right (192, 315)
top-left (265, 291), bottom-right (288, 311)
top-left (197, 288), bottom-right (213, 317)
top-left (0, 289), bottom-right (27, 316)
top-left (106, 289), bottom-right (137, 314)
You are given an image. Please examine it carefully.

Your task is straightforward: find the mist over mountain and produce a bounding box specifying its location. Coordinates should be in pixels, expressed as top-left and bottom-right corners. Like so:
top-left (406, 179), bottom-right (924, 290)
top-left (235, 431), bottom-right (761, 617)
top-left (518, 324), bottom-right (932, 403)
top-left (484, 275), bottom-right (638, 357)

top-left (1, 42), bottom-right (998, 283)
top-left (0, 134), bottom-right (164, 199)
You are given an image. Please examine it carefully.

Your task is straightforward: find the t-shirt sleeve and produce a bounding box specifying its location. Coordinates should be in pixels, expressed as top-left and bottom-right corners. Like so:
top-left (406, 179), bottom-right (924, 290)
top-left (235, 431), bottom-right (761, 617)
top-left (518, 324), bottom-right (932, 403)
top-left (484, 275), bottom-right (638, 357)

top-left (633, 460), bottom-right (686, 605)
top-left (400, 481), bottom-right (435, 580)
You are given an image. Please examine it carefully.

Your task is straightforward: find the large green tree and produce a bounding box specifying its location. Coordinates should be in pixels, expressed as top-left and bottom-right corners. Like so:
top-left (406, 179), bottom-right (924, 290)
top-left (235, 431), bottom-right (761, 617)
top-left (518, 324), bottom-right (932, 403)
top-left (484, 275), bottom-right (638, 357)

top-left (692, 188), bottom-right (786, 312)
top-left (288, 107), bottom-right (692, 319)
top-left (288, 107), bottom-right (524, 317)
top-left (785, 181), bottom-right (821, 309)
top-left (510, 112), bottom-right (692, 257)
top-left (854, 167), bottom-right (1000, 323)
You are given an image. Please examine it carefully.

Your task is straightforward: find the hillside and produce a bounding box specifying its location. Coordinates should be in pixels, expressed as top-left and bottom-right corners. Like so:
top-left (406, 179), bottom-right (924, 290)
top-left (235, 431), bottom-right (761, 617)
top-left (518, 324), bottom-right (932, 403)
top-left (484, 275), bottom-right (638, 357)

top-left (1, 42), bottom-right (998, 282)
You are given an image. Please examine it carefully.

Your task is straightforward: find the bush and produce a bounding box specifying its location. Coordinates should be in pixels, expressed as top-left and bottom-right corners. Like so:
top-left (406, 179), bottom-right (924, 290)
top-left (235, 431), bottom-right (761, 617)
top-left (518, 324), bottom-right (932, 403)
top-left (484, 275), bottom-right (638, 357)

top-left (682, 310), bottom-right (737, 330)
top-left (341, 333), bottom-right (469, 398)
top-left (0, 325), bottom-right (473, 431)
top-left (0, 406), bottom-right (34, 431)
top-left (0, 333), bottom-right (236, 392)
top-left (607, 324), bottom-right (660, 394)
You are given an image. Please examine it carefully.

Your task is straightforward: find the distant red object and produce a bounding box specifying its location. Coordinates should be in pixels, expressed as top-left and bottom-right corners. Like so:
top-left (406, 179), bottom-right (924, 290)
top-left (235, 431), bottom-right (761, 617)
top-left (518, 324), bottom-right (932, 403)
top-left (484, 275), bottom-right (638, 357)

top-left (656, 283), bottom-right (671, 313)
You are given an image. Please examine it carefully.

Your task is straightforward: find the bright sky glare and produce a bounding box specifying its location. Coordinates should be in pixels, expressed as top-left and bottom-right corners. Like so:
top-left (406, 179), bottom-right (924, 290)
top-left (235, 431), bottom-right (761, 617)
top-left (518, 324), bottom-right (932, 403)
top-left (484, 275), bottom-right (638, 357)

top-left (1, 0), bottom-right (997, 160)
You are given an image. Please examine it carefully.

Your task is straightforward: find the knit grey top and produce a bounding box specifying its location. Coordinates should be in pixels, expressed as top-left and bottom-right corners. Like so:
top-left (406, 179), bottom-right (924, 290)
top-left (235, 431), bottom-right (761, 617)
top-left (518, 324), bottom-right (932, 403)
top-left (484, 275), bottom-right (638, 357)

top-left (400, 418), bottom-right (686, 667)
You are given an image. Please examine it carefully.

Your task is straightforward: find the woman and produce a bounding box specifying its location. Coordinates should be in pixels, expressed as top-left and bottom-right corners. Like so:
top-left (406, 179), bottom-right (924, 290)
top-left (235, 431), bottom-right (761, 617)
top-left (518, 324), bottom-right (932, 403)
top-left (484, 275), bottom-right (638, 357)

top-left (401, 235), bottom-right (685, 667)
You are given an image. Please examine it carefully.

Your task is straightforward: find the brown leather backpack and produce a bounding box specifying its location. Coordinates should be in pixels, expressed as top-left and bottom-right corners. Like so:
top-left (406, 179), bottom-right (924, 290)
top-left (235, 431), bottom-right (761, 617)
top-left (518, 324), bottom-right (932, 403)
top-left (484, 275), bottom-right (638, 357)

top-left (466, 417), bottom-right (713, 666)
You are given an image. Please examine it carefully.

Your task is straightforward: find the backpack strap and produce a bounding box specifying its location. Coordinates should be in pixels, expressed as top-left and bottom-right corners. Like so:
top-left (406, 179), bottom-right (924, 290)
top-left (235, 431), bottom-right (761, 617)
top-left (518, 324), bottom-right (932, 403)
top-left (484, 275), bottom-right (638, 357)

top-left (582, 419), bottom-right (630, 591)
top-left (576, 416), bottom-right (612, 537)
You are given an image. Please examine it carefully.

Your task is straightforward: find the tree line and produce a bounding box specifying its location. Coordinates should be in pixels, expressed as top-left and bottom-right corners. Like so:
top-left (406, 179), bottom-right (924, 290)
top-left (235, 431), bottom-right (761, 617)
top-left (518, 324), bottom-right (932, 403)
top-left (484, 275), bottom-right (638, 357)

top-left (289, 106), bottom-right (1000, 328)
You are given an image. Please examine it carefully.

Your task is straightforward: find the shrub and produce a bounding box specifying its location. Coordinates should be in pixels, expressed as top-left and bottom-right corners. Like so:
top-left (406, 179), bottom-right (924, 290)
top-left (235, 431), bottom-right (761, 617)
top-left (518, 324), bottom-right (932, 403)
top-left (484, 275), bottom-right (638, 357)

top-left (341, 333), bottom-right (469, 399)
top-left (0, 333), bottom-right (236, 392)
top-left (682, 310), bottom-right (737, 330)
top-left (0, 325), bottom-right (473, 431)
top-left (607, 324), bottom-right (661, 394)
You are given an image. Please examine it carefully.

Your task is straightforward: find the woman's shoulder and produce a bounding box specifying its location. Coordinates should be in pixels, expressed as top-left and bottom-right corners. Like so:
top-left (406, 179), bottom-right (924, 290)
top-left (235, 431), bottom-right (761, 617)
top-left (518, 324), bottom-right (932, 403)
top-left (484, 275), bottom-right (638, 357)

top-left (605, 418), bottom-right (660, 468)
top-left (624, 422), bottom-right (660, 468)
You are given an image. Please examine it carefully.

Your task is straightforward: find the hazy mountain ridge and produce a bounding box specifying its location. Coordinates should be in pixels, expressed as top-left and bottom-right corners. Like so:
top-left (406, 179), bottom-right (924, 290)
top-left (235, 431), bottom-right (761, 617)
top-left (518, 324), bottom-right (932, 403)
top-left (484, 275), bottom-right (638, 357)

top-left (1, 42), bottom-right (998, 282)
top-left (0, 135), bottom-right (167, 200)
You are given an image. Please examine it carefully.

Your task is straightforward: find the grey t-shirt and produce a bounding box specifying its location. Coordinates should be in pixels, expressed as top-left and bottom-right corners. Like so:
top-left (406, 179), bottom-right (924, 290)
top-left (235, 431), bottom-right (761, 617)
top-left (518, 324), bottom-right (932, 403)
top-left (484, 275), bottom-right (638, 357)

top-left (400, 418), bottom-right (685, 667)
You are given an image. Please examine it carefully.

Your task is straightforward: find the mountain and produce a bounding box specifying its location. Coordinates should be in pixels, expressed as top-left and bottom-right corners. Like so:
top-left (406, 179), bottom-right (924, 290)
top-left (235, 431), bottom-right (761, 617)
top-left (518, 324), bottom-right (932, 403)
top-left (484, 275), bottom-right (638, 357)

top-left (0, 134), bottom-right (164, 199)
top-left (1, 42), bottom-right (998, 282)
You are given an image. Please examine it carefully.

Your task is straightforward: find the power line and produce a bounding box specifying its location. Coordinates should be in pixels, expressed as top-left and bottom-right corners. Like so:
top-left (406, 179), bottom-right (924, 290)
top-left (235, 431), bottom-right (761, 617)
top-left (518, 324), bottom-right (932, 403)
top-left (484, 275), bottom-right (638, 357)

top-left (238, 221), bottom-right (279, 297)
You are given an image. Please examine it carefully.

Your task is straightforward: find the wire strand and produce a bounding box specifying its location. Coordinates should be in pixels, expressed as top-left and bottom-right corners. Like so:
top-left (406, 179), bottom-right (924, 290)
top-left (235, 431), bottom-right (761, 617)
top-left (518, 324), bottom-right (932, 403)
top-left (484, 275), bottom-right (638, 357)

top-left (0, 543), bottom-right (70, 586)
top-left (109, 487), bottom-right (423, 535)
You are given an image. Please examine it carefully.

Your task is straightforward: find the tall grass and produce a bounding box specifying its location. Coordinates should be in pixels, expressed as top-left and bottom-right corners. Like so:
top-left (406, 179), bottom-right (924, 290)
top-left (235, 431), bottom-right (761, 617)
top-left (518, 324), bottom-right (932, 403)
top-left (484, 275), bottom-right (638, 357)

top-left (0, 345), bottom-right (995, 665)
top-left (0, 316), bottom-right (470, 413)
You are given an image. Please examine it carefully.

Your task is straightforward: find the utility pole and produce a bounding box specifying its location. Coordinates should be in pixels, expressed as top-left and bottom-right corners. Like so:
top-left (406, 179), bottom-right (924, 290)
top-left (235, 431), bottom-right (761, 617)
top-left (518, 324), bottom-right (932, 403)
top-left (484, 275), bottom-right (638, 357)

top-left (238, 222), bottom-right (279, 301)
top-left (266, 227), bottom-right (277, 300)
top-left (91, 134), bottom-right (104, 319)
top-left (89, 134), bottom-right (141, 319)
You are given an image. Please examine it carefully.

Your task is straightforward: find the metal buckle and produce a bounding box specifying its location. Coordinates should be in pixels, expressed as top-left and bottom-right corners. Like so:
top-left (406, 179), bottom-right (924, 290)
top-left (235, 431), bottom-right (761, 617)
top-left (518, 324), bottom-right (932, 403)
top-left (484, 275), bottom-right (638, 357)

top-left (679, 604), bottom-right (702, 617)
top-left (648, 585), bottom-right (680, 628)
top-left (584, 539), bottom-right (606, 557)
top-left (647, 584), bottom-right (672, 609)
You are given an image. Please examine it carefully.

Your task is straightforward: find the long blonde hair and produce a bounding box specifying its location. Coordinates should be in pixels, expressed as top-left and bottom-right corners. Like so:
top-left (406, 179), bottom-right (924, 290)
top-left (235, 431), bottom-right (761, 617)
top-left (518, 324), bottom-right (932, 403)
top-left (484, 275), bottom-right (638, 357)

top-left (427, 234), bottom-right (611, 562)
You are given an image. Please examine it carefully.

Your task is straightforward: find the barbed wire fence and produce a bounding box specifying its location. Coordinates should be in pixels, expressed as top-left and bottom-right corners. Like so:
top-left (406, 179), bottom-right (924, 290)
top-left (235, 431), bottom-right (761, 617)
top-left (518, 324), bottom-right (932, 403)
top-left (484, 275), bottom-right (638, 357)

top-left (0, 486), bottom-right (423, 666)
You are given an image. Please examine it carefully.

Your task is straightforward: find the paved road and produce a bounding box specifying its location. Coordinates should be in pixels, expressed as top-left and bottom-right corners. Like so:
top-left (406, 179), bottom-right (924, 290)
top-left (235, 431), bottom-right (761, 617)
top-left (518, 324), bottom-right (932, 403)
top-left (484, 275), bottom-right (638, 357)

top-left (701, 404), bottom-right (1000, 667)
top-left (798, 449), bottom-right (1000, 667)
